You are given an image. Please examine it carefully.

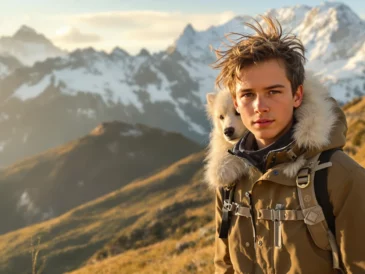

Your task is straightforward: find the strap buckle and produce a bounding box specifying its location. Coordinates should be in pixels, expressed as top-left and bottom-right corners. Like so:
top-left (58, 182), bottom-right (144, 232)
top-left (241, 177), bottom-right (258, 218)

top-left (223, 201), bottom-right (241, 215)
top-left (223, 200), bottom-right (233, 211)
top-left (271, 209), bottom-right (283, 221)
top-left (296, 167), bottom-right (311, 189)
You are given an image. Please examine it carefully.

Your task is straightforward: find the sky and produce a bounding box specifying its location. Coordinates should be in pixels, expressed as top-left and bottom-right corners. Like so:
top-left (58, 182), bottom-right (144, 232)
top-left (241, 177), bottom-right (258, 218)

top-left (0, 0), bottom-right (364, 55)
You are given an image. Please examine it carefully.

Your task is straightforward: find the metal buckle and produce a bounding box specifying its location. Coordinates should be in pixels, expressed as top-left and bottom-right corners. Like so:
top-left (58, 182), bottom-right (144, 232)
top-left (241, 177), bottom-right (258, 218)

top-left (270, 208), bottom-right (283, 221)
top-left (296, 167), bottom-right (311, 189)
top-left (223, 200), bottom-right (233, 211)
top-left (232, 203), bottom-right (240, 215)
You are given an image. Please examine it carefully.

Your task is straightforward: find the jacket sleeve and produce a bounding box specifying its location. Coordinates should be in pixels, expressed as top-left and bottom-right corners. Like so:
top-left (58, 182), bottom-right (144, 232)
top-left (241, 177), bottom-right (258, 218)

top-left (214, 187), bottom-right (234, 274)
top-left (329, 155), bottom-right (365, 273)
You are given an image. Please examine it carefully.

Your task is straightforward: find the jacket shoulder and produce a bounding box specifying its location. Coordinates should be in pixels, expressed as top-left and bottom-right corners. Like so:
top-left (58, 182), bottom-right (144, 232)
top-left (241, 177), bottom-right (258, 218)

top-left (327, 150), bottom-right (365, 213)
top-left (330, 150), bottom-right (363, 174)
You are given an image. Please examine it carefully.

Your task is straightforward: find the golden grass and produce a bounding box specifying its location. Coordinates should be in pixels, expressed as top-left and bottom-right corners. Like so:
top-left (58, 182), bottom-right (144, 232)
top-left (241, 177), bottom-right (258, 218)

top-left (0, 151), bottom-right (211, 274)
top-left (67, 222), bottom-right (215, 274)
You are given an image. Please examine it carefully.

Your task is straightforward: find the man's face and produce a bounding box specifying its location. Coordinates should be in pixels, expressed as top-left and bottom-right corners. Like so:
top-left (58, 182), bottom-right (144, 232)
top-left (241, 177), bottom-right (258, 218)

top-left (233, 59), bottom-right (303, 149)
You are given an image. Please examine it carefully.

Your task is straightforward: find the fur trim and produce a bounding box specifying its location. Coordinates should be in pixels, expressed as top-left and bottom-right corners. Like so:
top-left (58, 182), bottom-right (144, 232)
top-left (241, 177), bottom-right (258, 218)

top-left (293, 72), bottom-right (336, 150)
top-left (281, 72), bottom-right (337, 177)
top-left (282, 155), bottom-right (307, 178)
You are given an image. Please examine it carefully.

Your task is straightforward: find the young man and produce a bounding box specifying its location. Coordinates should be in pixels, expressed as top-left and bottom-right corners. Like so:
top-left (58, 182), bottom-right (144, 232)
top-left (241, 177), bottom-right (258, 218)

top-left (211, 16), bottom-right (365, 273)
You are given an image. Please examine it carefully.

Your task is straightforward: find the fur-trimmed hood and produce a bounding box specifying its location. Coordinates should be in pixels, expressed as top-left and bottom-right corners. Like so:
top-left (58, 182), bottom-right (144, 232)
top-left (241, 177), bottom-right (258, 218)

top-left (207, 73), bottom-right (348, 188)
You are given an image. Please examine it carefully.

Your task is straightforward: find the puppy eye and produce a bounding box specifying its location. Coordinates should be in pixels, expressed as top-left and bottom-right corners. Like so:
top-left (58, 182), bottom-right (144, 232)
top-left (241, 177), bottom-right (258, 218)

top-left (219, 115), bottom-right (224, 120)
top-left (235, 110), bottom-right (240, 116)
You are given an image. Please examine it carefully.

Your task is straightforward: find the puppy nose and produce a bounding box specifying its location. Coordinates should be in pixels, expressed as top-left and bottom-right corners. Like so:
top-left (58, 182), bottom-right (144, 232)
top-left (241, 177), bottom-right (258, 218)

top-left (224, 127), bottom-right (235, 137)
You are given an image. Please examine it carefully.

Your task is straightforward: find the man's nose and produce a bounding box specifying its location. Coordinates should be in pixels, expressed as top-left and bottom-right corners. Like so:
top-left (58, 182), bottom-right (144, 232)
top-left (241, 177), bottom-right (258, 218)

top-left (254, 96), bottom-right (269, 113)
top-left (224, 127), bottom-right (235, 137)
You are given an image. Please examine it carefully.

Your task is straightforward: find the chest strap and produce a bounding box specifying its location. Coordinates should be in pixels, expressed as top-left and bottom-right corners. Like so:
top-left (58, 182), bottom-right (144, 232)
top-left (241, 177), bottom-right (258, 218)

top-left (230, 202), bottom-right (251, 217)
top-left (258, 208), bottom-right (304, 221)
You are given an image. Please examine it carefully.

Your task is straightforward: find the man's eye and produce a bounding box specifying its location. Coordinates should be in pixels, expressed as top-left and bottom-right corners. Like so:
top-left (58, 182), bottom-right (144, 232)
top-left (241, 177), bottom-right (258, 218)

top-left (241, 93), bottom-right (253, 98)
top-left (219, 115), bottom-right (224, 120)
top-left (269, 90), bottom-right (280, 95)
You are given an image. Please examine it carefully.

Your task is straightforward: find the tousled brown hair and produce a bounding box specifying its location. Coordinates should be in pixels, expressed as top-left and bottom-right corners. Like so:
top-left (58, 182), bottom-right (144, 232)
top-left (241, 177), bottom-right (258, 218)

top-left (211, 16), bottom-right (306, 97)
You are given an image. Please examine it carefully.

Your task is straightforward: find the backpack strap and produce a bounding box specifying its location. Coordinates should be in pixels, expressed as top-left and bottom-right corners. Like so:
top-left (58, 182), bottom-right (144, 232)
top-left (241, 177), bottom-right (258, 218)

top-left (219, 184), bottom-right (252, 239)
top-left (219, 184), bottom-right (236, 239)
top-left (314, 149), bottom-right (341, 236)
top-left (296, 149), bottom-right (344, 273)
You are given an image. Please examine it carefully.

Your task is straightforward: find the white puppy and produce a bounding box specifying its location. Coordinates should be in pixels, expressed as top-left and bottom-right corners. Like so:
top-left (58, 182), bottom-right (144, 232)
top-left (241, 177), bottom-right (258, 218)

top-left (204, 89), bottom-right (250, 189)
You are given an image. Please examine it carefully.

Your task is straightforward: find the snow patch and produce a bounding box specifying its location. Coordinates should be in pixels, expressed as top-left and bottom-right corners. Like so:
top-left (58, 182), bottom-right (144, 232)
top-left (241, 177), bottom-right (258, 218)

top-left (12, 74), bottom-right (52, 100)
top-left (17, 191), bottom-right (40, 216)
top-left (23, 133), bottom-right (28, 143)
top-left (0, 140), bottom-right (8, 152)
top-left (127, 152), bottom-right (136, 158)
top-left (0, 62), bottom-right (9, 79)
top-left (174, 104), bottom-right (206, 135)
top-left (0, 113), bottom-right (9, 122)
top-left (120, 129), bottom-right (143, 137)
top-left (76, 108), bottom-right (96, 119)
top-left (41, 207), bottom-right (54, 220)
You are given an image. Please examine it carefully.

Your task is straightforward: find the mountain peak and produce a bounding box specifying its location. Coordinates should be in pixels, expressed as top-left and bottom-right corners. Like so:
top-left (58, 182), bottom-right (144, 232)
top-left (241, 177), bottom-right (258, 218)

top-left (16, 25), bottom-right (37, 35)
top-left (319, 1), bottom-right (363, 23)
top-left (90, 121), bottom-right (135, 136)
top-left (182, 23), bottom-right (196, 36)
top-left (110, 47), bottom-right (130, 58)
top-left (12, 25), bottom-right (50, 44)
top-left (137, 48), bottom-right (150, 57)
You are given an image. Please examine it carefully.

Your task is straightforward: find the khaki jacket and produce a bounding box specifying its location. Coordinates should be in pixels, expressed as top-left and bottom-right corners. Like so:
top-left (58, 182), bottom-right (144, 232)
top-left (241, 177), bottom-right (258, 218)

top-left (214, 76), bottom-right (365, 274)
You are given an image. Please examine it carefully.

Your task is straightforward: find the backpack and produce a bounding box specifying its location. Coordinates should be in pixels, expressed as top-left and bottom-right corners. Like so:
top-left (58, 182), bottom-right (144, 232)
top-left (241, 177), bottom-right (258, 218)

top-left (219, 148), bottom-right (344, 273)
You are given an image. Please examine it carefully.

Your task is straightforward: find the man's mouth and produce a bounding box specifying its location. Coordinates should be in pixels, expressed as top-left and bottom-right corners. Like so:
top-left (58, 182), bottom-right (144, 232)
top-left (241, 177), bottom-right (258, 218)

top-left (253, 119), bottom-right (274, 127)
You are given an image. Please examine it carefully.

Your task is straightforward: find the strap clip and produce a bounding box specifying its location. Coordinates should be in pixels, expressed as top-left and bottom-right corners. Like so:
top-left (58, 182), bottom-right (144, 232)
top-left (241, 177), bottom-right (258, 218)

top-left (296, 167), bottom-right (311, 188)
top-left (223, 200), bottom-right (233, 211)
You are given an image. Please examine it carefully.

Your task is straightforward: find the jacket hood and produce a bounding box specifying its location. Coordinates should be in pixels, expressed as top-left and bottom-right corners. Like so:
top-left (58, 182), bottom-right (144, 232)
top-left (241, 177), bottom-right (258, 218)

top-left (232, 72), bottom-right (348, 178)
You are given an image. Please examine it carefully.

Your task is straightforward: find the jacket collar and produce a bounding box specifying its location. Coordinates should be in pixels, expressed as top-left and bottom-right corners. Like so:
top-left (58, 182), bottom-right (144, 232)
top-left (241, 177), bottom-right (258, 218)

top-left (232, 123), bottom-right (296, 173)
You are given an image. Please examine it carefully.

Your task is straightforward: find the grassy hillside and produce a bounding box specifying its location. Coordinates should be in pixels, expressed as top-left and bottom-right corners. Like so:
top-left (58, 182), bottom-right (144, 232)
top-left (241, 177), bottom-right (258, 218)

top-left (343, 97), bottom-right (365, 159)
top-left (0, 151), bottom-right (214, 274)
top-left (0, 121), bottom-right (202, 235)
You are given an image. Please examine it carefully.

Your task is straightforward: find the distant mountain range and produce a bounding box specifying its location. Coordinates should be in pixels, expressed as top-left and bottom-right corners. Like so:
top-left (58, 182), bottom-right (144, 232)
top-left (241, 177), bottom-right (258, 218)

top-left (0, 2), bottom-right (364, 167)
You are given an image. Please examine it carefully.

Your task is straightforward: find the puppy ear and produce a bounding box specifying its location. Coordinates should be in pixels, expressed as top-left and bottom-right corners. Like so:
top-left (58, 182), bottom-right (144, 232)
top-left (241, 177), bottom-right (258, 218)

top-left (206, 93), bottom-right (216, 106)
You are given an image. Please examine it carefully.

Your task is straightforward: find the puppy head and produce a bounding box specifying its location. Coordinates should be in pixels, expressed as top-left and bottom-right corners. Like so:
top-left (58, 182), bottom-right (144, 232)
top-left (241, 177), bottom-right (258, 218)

top-left (206, 89), bottom-right (246, 144)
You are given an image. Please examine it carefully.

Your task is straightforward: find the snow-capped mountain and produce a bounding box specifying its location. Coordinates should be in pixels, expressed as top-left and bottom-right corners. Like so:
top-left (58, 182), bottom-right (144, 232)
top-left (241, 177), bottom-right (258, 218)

top-left (0, 46), bottom-right (208, 166)
top-left (0, 2), bottom-right (364, 167)
top-left (173, 2), bottom-right (365, 102)
top-left (0, 25), bottom-right (66, 66)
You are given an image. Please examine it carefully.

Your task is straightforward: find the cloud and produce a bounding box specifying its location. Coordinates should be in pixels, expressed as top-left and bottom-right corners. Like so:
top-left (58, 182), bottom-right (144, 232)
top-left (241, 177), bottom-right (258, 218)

top-left (49, 10), bottom-right (237, 54)
top-left (71, 10), bottom-right (237, 40)
top-left (53, 26), bottom-right (101, 44)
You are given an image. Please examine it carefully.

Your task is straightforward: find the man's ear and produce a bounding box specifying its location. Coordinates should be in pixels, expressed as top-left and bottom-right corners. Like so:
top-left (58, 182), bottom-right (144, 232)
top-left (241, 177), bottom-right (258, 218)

top-left (206, 93), bottom-right (216, 106)
top-left (293, 85), bottom-right (303, 108)
top-left (233, 97), bottom-right (239, 112)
